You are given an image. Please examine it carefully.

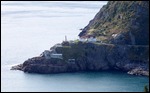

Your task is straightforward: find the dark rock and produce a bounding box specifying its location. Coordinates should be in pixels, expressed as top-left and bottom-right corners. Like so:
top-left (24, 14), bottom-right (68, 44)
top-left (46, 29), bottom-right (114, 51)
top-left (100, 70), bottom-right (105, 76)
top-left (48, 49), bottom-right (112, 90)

top-left (127, 68), bottom-right (149, 76)
top-left (11, 1), bottom-right (149, 76)
top-left (11, 64), bottom-right (23, 70)
top-left (11, 43), bottom-right (149, 76)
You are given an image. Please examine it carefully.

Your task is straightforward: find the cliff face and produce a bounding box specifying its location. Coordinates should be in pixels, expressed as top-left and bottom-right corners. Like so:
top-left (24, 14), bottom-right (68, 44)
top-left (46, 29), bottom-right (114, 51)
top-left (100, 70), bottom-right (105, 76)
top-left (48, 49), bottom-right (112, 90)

top-left (79, 1), bottom-right (149, 45)
top-left (11, 1), bottom-right (149, 76)
top-left (11, 42), bottom-right (149, 76)
top-left (56, 42), bottom-right (149, 73)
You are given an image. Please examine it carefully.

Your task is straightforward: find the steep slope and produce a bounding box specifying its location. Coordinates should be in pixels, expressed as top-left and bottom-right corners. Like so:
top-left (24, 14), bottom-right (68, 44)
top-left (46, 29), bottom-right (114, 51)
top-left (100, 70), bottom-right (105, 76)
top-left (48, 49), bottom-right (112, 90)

top-left (78, 1), bottom-right (149, 45)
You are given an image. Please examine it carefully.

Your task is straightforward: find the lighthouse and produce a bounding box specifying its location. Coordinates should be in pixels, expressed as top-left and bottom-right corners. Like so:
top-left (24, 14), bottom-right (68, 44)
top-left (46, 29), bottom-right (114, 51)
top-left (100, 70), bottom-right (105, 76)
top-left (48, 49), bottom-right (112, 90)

top-left (65, 35), bottom-right (67, 41)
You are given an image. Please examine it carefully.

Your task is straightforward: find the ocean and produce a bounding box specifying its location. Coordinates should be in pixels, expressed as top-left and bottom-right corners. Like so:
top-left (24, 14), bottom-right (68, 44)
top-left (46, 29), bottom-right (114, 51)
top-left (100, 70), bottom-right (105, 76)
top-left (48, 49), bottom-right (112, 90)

top-left (1, 1), bottom-right (149, 92)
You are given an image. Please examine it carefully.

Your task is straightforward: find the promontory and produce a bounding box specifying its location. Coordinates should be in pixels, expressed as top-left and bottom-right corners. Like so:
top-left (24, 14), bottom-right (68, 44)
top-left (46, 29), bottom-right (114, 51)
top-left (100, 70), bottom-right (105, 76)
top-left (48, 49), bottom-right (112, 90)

top-left (11, 1), bottom-right (149, 76)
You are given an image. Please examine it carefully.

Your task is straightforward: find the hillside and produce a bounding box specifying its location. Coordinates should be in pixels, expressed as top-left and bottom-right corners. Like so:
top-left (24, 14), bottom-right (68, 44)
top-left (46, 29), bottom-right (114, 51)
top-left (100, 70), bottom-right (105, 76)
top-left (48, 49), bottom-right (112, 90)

top-left (78, 1), bottom-right (149, 45)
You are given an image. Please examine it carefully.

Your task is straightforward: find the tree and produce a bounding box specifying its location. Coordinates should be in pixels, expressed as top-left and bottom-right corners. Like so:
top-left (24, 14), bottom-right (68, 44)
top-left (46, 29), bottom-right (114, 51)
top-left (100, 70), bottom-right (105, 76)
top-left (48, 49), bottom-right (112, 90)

top-left (144, 85), bottom-right (149, 92)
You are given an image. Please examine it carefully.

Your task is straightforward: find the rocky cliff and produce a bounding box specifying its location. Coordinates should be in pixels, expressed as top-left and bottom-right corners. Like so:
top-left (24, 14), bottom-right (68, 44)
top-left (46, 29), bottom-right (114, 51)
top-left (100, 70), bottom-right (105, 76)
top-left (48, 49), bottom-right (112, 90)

top-left (79, 1), bottom-right (149, 45)
top-left (11, 1), bottom-right (149, 76)
top-left (11, 42), bottom-right (149, 76)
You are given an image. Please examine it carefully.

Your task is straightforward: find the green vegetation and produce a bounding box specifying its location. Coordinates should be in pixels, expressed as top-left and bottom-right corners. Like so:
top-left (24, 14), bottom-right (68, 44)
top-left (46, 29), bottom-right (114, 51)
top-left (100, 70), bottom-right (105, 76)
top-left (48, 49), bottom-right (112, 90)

top-left (79, 1), bottom-right (149, 45)
top-left (74, 39), bottom-right (79, 43)
top-left (55, 42), bottom-right (98, 62)
top-left (144, 85), bottom-right (149, 92)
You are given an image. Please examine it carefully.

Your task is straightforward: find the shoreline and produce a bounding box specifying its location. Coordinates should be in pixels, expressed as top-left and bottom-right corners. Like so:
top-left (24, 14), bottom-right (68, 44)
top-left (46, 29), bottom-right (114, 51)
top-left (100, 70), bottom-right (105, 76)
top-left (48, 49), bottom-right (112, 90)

top-left (11, 42), bottom-right (149, 77)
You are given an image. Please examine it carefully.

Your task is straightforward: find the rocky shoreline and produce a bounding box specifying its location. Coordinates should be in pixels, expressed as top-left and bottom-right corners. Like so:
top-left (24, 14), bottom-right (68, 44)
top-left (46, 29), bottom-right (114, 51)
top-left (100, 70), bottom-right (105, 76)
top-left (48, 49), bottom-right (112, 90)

top-left (11, 42), bottom-right (149, 76)
top-left (11, 1), bottom-right (149, 77)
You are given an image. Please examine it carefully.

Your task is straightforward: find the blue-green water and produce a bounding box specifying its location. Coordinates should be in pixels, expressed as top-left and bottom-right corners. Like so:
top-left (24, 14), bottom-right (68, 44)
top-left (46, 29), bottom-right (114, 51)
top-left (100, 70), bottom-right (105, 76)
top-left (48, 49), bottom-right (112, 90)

top-left (1, 1), bottom-right (149, 92)
top-left (2, 69), bottom-right (149, 92)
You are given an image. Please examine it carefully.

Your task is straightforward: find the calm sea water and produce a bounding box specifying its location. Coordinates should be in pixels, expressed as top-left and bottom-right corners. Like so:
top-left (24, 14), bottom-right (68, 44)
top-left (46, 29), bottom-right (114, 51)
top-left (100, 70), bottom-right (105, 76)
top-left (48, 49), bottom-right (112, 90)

top-left (1, 1), bottom-right (149, 92)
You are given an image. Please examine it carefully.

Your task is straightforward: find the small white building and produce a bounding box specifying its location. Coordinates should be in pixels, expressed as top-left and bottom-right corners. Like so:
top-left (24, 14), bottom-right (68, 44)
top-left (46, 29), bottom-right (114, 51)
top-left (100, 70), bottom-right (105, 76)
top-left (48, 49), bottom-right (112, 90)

top-left (79, 35), bottom-right (87, 42)
top-left (50, 54), bottom-right (63, 59)
top-left (79, 36), bottom-right (97, 43)
top-left (87, 37), bottom-right (97, 42)
top-left (79, 38), bottom-right (87, 42)
top-left (68, 59), bottom-right (75, 64)
top-left (41, 50), bottom-right (51, 59)
top-left (42, 50), bottom-right (63, 59)
top-left (112, 34), bottom-right (118, 38)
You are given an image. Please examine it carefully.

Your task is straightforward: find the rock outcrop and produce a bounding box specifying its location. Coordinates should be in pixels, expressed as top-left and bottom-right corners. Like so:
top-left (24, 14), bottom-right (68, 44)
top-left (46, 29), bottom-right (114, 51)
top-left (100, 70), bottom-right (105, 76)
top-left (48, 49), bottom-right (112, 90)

top-left (11, 1), bottom-right (149, 76)
top-left (11, 42), bottom-right (149, 76)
